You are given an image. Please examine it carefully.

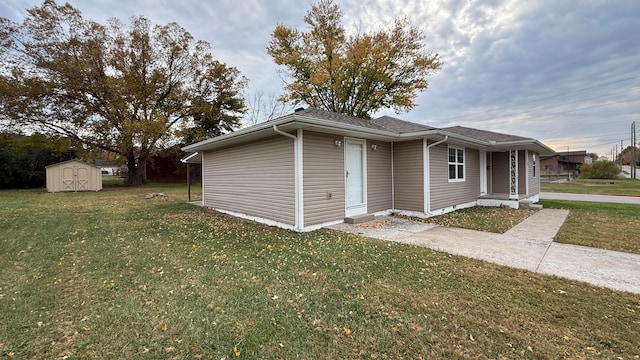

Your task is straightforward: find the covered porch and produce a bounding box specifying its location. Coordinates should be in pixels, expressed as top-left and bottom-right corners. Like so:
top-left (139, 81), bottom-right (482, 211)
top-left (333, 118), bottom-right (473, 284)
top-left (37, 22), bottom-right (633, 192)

top-left (477, 149), bottom-right (540, 209)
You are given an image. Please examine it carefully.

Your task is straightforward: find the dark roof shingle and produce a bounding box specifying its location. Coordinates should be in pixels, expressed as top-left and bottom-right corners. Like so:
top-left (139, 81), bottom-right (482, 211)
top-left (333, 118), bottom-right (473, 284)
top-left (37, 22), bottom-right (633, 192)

top-left (292, 107), bottom-right (436, 133)
top-left (372, 115), bottom-right (436, 133)
top-left (442, 126), bottom-right (531, 143)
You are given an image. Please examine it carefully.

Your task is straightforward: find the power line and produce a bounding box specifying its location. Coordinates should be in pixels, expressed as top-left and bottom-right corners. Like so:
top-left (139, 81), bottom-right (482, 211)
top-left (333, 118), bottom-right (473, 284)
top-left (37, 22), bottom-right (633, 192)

top-left (437, 74), bottom-right (640, 122)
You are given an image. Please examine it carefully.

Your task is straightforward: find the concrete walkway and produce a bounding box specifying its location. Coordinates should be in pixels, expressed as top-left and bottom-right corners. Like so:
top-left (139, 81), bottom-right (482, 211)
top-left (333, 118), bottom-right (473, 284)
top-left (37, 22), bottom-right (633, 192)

top-left (540, 192), bottom-right (640, 204)
top-left (327, 209), bottom-right (640, 294)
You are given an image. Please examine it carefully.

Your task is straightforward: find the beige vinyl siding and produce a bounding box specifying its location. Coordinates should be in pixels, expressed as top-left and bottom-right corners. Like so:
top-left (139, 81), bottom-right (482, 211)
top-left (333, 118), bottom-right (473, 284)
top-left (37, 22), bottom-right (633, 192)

top-left (393, 140), bottom-right (423, 212)
top-left (429, 143), bottom-right (480, 210)
top-left (491, 152), bottom-right (510, 194)
top-left (367, 141), bottom-right (392, 213)
top-left (203, 136), bottom-right (295, 225)
top-left (518, 151), bottom-right (526, 194)
top-left (528, 152), bottom-right (540, 195)
top-left (303, 132), bottom-right (345, 226)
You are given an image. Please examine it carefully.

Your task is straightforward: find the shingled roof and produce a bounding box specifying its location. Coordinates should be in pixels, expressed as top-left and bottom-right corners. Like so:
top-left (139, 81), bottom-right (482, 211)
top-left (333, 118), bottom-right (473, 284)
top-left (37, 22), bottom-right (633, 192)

top-left (442, 126), bottom-right (532, 143)
top-left (291, 107), bottom-right (436, 134)
top-left (292, 107), bottom-right (390, 131)
top-left (184, 106), bottom-right (554, 154)
top-left (372, 115), bottom-right (436, 133)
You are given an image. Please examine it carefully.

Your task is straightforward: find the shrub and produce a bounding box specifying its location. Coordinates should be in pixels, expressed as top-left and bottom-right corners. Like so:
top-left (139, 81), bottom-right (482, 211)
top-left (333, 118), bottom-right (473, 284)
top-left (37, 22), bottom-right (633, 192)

top-left (0, 133), bottom-right (77, 189)
top-left (578, 161), bottom-right (621, 179)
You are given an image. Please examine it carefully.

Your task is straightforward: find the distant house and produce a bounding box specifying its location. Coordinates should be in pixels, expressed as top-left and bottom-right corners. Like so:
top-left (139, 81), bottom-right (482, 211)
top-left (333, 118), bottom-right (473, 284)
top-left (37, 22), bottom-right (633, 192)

top-left (540, 151), bottom-right (589, 178)
top-left (182, 107), bottom-right (555, 232)
top-left (46, 159), bottom-right (102, 192)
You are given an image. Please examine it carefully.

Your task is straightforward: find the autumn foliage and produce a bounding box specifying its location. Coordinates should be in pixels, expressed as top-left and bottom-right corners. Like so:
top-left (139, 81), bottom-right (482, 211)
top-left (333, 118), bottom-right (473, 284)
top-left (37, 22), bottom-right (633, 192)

top-left (0, 0), bottom-right (246, 185)
top-left (267, 0), bottom-right (442, 119)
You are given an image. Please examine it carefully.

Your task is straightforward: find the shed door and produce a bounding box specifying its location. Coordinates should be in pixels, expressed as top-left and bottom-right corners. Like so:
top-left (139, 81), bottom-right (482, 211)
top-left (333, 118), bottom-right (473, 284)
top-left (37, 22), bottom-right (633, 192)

top-left (76, 167), bottom-right (89, 191)
top-left (62, 166), bottom-right (76, 191)
top-left (345, 139), bottom-right (367, 217)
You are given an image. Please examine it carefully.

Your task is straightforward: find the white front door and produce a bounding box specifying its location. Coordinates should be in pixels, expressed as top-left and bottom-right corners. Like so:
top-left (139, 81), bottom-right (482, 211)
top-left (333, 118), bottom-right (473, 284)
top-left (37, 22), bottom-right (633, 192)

top-left (479, 151), bottom-right (487, 195)
top-left (345, 139), bottom-right (367, 217)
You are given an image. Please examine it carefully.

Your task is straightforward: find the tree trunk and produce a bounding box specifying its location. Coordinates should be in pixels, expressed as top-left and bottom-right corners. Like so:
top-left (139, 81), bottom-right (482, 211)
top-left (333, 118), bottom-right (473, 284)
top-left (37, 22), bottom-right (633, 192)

top-left (126, 153), bottom-right (138, 186)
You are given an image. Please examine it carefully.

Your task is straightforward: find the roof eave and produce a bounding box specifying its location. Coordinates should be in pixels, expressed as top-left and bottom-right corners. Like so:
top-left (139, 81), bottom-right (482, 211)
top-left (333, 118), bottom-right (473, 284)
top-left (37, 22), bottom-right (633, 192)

top-left (181, 114), bottom-right (299, 152)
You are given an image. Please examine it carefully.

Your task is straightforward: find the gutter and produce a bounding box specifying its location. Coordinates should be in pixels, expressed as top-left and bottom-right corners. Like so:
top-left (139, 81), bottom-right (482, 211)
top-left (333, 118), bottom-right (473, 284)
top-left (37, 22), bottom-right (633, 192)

top-left (182, 113), bottom-right (551, 154)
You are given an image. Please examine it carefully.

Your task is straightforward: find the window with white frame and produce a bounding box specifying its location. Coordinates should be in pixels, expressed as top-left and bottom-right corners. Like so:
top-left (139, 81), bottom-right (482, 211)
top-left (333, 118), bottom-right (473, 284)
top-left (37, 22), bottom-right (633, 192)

top-left (448, 146), bottom-right (465, 181)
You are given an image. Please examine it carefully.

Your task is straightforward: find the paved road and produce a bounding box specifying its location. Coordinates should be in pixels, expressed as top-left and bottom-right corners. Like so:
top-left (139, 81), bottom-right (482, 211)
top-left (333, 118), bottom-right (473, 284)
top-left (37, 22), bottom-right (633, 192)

top-left (328, 209), bottom-right (640, 294)
top-left (540, 192), bottom-right (640, 204)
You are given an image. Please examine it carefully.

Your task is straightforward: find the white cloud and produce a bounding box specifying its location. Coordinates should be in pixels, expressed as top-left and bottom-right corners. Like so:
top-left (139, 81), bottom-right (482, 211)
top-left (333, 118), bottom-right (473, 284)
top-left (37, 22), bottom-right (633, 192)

top-left (2, 0), bottom-right (639, 155)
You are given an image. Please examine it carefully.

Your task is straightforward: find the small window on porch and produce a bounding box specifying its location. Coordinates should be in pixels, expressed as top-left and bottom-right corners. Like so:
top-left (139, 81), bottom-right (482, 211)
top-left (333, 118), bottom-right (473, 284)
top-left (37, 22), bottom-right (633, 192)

top-left (448, 146), bottom-right (465, 181)
top-left (532, 154), bottom-right (537, 178)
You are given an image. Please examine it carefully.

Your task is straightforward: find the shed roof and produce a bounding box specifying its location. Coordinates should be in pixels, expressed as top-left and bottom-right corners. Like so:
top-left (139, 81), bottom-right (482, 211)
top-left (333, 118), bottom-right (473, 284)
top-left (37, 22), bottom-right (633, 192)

top-left (45, 159), bottom-right (100, 169)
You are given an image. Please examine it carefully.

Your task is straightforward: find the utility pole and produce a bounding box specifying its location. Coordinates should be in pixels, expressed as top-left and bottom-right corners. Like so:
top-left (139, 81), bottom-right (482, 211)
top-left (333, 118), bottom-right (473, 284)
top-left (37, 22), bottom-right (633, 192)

top-left (620, 140), bottom-right (624, 167)
top-left (632, 121), bottom-right (637, 179)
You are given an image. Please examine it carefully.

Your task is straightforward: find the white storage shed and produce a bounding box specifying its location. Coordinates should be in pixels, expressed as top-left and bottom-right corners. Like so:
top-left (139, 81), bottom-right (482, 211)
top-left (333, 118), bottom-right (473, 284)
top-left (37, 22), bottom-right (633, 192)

top-left (46, 159), bottom-right (103, 193)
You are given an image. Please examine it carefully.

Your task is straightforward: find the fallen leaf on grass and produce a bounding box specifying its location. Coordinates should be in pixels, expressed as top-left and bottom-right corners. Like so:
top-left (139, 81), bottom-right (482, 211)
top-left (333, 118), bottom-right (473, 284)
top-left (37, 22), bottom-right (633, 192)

top-left (161, 323), bottom-right (169, 332)
top-left (233, 346), bottom-right (241, 357)
top-left (343, 327), bottom-right (351, 335)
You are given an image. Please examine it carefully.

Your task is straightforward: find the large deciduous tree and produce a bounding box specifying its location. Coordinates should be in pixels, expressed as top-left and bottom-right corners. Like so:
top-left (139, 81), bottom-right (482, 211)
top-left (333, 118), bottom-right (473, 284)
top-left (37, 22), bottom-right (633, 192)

top-left (267, 0), bottom-right (442, 119)
top-left (0, 0), bottom-right (246, 185)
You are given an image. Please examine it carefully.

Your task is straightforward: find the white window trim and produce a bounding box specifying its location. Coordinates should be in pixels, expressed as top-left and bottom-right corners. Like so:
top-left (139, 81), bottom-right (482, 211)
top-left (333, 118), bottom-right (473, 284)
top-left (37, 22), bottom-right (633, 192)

top-left (448, 146), bottom-right (466, 182)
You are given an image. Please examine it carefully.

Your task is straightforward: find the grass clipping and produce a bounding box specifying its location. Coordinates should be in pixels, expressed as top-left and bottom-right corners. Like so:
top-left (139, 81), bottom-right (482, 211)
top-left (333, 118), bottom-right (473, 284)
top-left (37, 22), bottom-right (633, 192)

top-left (418, 206), bottom-right (535, 233)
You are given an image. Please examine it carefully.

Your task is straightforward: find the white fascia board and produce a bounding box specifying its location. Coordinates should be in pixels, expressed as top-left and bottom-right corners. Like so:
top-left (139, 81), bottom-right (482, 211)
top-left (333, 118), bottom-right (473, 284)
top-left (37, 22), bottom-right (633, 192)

top-left (180, 152), bottom-right (201, 163)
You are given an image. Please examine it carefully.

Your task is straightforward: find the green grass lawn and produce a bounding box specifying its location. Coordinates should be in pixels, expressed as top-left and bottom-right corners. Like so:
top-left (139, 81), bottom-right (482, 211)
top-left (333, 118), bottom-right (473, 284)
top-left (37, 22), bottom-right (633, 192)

top-left (539, 200), bottom-right (640, 255)
top-left (541, 178), bottom-right (640, 196)
top-left (415, 206), bottom-right (535, 233)
top-left (1, 185), bottom-right (639, 359)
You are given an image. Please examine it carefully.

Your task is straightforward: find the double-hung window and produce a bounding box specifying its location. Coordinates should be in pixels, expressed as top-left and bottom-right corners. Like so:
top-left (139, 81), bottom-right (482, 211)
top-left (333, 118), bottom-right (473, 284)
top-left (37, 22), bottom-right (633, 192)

top-left (448, 146), bottom-right (465, 181)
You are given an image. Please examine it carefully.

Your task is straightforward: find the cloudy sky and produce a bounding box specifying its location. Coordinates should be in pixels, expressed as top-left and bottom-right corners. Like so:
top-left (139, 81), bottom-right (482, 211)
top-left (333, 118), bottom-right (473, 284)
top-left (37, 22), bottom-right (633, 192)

top-left (1, 0), bottom-right (639, 157)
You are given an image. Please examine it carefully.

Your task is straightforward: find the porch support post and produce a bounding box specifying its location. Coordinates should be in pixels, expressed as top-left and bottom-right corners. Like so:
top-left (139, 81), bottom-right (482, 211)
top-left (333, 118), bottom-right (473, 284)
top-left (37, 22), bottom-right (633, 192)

top-left (509, 149), bottom-right (519, 199)
top-left (525, 150), bottom-right (530, 196)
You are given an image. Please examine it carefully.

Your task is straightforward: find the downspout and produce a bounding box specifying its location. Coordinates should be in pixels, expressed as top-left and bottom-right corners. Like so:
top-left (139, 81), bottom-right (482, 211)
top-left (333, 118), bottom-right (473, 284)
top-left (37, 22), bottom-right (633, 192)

top-left (424, 136), bottom-right (448, 215)
top-left (427, 135), bottom-right (449, 149)
top-left (391, 143), bottom-right (395, 212)
top-left (273, 125), bottom-right (297, 140)
top-left (273, 125), bottom-right (303, 231)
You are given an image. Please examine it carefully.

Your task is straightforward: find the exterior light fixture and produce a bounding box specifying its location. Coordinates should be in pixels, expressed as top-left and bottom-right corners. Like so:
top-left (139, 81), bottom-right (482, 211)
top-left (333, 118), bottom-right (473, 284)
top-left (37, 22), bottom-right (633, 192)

top-left (371, 144), bottom-right (377, 150)
top-left (334, 140), bottom-right (342, 147)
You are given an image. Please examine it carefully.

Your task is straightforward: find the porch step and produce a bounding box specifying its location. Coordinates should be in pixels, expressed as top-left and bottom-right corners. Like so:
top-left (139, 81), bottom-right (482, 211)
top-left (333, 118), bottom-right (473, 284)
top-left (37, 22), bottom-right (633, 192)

top-left (344, 214), bottom-right (375, 224)
top-left (519, 200), bottom-right (543, 210)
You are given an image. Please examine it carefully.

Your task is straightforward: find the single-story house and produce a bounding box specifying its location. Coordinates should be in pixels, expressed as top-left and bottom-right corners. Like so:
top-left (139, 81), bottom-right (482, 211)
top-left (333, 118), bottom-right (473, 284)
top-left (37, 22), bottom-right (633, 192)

top-left (46, 159), bottom-right (102, 192)
top-left (182, 107), bottom-right (555, 232)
